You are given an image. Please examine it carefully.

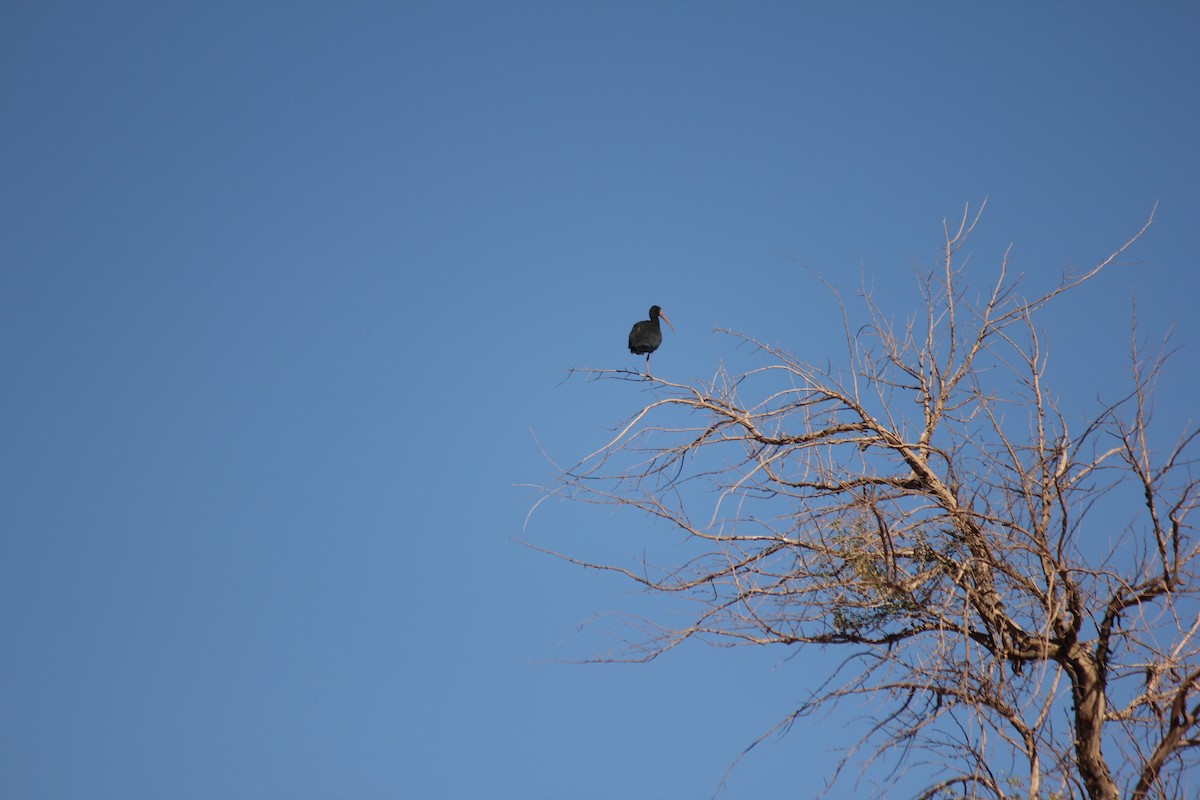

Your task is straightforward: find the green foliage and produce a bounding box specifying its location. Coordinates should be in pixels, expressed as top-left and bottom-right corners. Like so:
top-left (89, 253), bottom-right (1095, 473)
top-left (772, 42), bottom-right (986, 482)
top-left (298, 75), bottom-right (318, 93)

top-left (825, 516), bottom-right (941, 638)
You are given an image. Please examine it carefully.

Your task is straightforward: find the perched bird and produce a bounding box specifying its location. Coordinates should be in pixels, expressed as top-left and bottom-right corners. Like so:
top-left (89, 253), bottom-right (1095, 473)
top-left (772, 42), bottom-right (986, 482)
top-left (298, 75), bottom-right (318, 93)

top-left (627, 305), bottom-right (674, 377)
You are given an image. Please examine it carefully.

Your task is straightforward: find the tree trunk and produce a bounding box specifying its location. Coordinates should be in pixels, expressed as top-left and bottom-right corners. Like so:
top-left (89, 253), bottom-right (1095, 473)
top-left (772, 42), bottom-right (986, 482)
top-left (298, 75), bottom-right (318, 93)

top-left (1064, 643), bottom-right (1120, 800)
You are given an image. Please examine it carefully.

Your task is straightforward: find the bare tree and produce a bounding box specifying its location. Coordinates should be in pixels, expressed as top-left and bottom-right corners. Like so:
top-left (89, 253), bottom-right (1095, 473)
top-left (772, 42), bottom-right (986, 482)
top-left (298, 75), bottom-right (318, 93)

top-left (527, 203), bottom-right (1200, 799)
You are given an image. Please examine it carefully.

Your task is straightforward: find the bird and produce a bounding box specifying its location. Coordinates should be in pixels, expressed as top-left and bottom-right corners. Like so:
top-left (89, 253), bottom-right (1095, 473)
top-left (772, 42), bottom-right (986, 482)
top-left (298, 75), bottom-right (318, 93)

top-left (627, 305), bottom-right (674, 377)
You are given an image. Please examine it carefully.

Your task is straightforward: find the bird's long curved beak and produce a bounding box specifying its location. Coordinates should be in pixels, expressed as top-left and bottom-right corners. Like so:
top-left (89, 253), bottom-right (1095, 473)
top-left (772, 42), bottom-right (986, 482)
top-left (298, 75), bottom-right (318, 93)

top-left (658, 311), bottom-right (675, 332)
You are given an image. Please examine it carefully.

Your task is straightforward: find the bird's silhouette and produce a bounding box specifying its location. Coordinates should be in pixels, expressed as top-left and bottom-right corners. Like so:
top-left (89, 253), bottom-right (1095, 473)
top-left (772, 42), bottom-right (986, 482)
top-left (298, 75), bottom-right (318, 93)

top-left (627, 305), bottom-right (674, 377)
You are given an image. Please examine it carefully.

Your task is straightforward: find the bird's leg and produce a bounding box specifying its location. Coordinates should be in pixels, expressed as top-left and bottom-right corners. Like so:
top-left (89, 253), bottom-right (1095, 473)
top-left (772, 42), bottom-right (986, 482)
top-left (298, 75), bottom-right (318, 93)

top-left (644, 354), bottom-right (651, 378)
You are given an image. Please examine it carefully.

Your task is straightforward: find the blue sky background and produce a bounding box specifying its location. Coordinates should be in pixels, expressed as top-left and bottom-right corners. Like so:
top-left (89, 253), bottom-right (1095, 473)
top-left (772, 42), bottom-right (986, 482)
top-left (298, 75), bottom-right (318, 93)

top-left (3, 2), bottom-right (1198, 798)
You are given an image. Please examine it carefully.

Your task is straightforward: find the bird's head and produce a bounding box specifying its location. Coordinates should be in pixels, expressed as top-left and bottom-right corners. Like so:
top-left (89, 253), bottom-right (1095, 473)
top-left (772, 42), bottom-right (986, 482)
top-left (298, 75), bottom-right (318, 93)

top-left (649, 305), bottom-right (675, 332)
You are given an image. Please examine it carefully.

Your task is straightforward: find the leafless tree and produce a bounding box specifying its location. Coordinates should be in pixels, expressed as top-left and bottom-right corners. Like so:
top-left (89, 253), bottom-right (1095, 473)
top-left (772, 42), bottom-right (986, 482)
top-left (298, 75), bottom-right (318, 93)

top-left (526, 203), bottom-right (1200, 799)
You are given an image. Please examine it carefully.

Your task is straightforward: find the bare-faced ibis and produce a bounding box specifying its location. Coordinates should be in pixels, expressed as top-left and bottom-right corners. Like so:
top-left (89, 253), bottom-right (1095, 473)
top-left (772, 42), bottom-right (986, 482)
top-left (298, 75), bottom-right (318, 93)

top-left (627, 305), bottom-right (674, 377)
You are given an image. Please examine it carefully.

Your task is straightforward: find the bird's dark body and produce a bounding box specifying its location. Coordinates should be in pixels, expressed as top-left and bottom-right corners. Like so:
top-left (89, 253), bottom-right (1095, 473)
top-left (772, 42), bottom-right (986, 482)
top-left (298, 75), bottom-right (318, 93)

top-left (628, 319), bottom-right (663, 355)
top-left (627, 305), bottom-right (673, 377)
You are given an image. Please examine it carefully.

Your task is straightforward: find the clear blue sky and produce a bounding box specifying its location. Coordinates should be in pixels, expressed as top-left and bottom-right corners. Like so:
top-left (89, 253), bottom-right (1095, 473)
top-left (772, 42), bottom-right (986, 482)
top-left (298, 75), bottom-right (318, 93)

top-left (3, 2), bottom-right (1198, 798)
